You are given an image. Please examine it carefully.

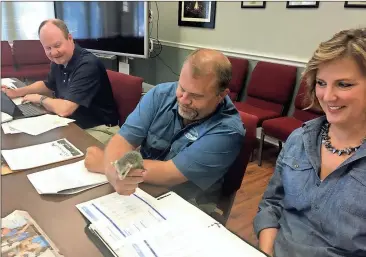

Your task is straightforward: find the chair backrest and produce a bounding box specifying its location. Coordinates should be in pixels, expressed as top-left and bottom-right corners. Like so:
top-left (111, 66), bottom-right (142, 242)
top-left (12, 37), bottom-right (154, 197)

top-left (13, 40), bottom-right (50, 66)
top-left (227, 56), bottom-right (249, 101)
top-left (293, 79), bottom-right (323, 121)
top-left (1, 41), bottom-right (13, 67)
top-left (107, 70), bottom-right (143, 125)
top-left (222, 111), bottom-right (259, 196)
top-left (246, 61), bottom-right (297, 114)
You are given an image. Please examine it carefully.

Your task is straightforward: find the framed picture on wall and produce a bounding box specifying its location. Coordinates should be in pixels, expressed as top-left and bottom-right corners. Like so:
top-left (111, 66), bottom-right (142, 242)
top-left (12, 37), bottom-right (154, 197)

top-left (178, 1), bottom-right (216, 29)
top-left (286, 1), bottom-right (319, 8)
top-left (241, 1), bottom-right (266, 8)
top-left (344, 1), bottom-right (366, 8)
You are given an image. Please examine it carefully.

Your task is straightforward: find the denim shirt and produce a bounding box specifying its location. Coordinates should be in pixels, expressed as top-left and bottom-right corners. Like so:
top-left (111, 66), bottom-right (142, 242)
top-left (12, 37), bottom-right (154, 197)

top-left (119, 82), bottom-right (245, 202)
top-left (254, 116), bottom-right (366, 257)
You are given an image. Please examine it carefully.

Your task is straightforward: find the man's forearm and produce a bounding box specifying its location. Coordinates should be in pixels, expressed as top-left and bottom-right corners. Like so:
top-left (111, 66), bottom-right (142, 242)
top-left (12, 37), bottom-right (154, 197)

top-left (258, 228), bottom-right (278, 256)
top-left (41, 98), bottom-right (77, 117)
top-left (102, 136), bottom-right (187, 186)
top-left (18, 81), bottom-right (53, 97)
top-left (143, 160), bottom-right (187, 186)
top-left (104, 134), bottom-right (136, 173)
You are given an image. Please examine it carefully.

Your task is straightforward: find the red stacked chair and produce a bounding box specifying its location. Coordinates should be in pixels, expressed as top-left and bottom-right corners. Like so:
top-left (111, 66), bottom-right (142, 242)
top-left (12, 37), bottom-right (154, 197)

top-left (227, 56), bottom-right (249, 101)
top-left (234, 61), bottom-right (297, 126)
top-left (12, 40), bottom-right (50, 80)
top-left (107, 70), bottom-right (143, 125)
top-left (257, 80), bottom-right (323, 166)
top-left (1, 41), bottom-right (18, 78)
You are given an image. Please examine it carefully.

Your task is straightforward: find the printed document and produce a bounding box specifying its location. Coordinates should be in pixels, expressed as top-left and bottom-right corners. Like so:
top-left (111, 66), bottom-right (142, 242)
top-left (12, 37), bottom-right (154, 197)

top-left (77, 189), bottom-right (267, 257)
top-left (5, 114), bottom-right (75, 136)
top-left (77, 189), bottom-right (166, 250)
top-left (27, 160), bottom-right (108, 195)
top-left (1, 138), bottom-right (84, 170)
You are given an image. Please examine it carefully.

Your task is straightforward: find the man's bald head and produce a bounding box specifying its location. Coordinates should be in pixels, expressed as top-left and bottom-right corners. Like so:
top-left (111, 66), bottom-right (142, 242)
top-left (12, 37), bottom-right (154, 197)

top-left (184, 49), bottom-right (232, 93)
top-left (38, 19), bottom-right (70, 39)
top-left (37, 19), bottom-right (74, 65)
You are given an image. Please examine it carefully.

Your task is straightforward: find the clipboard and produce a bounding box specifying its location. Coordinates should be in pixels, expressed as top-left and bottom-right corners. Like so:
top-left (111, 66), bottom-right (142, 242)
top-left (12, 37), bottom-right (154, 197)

top-left (85, 223), bottom-right (117, 257)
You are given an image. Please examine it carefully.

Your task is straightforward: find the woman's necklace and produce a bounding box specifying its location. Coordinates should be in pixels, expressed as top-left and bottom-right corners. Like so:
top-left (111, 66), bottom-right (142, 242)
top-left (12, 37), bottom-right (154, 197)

top-left (320, 122), bottom-right (366, 156)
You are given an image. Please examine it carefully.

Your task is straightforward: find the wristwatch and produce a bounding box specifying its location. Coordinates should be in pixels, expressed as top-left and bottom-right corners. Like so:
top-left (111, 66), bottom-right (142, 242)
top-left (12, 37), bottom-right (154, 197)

top-left (40, 96), bottom-right (48, 106)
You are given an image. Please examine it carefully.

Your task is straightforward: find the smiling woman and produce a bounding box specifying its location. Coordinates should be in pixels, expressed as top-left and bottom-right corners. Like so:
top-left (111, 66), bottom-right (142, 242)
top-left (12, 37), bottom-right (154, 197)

top-left (314, 57), bottom-right (366, 128)
top-left (303, 28), bottom-right (366, 132)
top-left (254, 27), bottom-right (366, 257)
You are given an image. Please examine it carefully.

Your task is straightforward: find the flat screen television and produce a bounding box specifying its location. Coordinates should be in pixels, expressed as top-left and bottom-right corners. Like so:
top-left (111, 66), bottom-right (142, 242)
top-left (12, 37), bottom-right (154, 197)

top-left (54, 1), bottom-right (149, 58)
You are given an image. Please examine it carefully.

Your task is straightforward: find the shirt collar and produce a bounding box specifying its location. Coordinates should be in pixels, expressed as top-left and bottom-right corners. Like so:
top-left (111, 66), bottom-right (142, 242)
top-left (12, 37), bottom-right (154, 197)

top-left (171, 95), bottom-right (226, 126)
top-left (301, 115), bottom-right (326, 134)
top-left (59, 44), bottom-right (82, 72)
top-left (301, 115), bottom-right (366, 166)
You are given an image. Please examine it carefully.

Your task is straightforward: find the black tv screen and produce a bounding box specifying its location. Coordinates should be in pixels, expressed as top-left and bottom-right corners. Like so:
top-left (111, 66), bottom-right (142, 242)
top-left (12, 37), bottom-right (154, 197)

top-left (54, 1), bottom-right (149, 58)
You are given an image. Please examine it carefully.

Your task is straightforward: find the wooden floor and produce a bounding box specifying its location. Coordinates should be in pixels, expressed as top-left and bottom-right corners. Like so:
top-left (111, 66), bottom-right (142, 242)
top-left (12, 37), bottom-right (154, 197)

top-left (226, 145), bottom-right (280, 246)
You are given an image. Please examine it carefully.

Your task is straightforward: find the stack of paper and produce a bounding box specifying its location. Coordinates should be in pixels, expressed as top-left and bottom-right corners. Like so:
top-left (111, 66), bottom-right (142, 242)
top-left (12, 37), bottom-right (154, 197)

top-left (1, 78), bottom-right (23, 105)
top-left (2, 114), bottom-right (75, 135)
top-left (27, 160), bottom-right (108, 194)
top-left (1, 138), bottom-right (84, 170)
top-left (1, 78), bottom-right (17, 89)
top-left (1, 112), bottom-right (13, 123)
top-left (1, 122), bottom-right (21, 134)
top-left (77, 189), bottom-right (267, 257)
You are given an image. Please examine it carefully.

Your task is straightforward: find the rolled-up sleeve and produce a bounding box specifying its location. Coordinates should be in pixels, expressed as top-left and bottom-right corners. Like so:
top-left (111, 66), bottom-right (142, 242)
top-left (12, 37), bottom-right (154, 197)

top-left (118, 87), bottom-right (158, 147)
top-left (253, 149), bottom-right (285, 237)
top-left (172, 125), bottom-right (245, 191)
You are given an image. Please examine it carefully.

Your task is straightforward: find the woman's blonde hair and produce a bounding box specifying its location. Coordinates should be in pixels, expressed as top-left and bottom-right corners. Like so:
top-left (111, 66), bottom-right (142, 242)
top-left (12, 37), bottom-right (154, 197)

top-left (302, 28), bottom-right (366, 110)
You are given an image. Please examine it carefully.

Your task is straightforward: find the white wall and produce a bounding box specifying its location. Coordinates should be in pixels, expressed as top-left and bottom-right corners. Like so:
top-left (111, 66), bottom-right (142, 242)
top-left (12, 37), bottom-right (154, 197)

top-left (151, 1), bottom-right (365, 65)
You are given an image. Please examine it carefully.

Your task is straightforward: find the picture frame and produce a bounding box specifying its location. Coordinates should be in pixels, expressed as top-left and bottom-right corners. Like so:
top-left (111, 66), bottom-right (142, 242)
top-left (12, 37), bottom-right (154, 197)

top-left (344, 1), bottom-right (366, 8)
top-left (241, 1), bottom-right (266, 8)
top-left (178, 1), bottom-right (216, 29)
top-left (286, 1), bottom-right (319, 8)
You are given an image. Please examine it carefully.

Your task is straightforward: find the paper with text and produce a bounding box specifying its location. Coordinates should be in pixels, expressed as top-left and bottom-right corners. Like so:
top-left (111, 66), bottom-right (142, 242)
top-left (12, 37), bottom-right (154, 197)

top-left (155, 191), bottom-right (218, 226)
top-left (1, 138), bottom-right (84, 170)
top-left (99, 221), bottom-right (265, 257)
top-left (5, 114), bottom-right (75, 136)
top-left (27, 160), bottom-right (108, 195)
top-left (77, 189), bottom-right (267, 257)
top-left (77, 189), bottom-right (166, 250)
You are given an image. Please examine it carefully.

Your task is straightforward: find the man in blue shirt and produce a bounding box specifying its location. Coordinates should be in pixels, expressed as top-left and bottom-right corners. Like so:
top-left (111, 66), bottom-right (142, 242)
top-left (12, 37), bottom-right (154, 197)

top-left (85, 49), bottom-right (245, 204)
top-left (2, 19), bottom-right (119, 142)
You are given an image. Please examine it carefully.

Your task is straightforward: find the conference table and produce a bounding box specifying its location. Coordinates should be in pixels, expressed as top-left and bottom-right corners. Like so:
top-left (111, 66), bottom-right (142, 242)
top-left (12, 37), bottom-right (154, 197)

top-left (1, 122), bottom-right (168, 257)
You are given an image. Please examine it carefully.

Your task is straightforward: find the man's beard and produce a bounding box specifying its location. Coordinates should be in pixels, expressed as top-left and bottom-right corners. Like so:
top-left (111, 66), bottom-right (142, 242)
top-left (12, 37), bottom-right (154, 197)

top-left (178, 105), bottom-right (199, 121)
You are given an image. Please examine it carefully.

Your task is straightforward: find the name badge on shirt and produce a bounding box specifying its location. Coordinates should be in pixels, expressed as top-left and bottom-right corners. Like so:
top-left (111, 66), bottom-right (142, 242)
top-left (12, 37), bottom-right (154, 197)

top-left (184, 127), bottom-right (199, 141)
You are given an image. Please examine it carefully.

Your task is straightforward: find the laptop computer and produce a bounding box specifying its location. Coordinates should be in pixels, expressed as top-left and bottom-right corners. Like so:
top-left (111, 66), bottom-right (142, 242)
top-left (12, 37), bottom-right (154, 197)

top-left (1, 91), bottom-right (48, 119)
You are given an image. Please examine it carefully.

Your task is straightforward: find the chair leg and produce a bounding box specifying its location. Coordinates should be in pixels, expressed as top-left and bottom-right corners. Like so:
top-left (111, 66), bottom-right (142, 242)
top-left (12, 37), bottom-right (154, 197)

top-left (249, 150), bottom-right (254, 162)
top-left (258, 129), bottom-right (265, 166)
